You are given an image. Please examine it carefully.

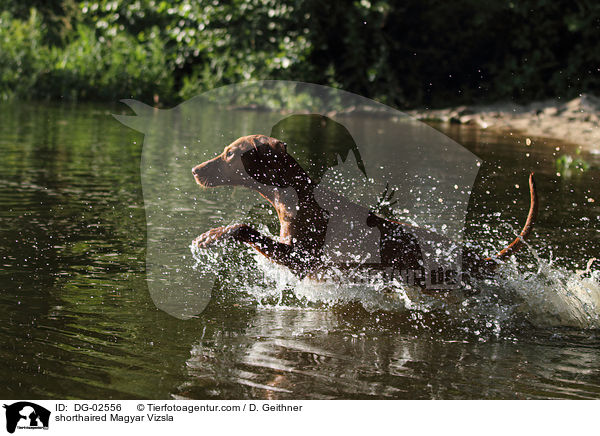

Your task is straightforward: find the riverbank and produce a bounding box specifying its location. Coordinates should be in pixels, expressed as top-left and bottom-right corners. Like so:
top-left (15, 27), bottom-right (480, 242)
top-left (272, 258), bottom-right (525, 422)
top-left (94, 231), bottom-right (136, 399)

top-left (409, 94), bottom-right (600, 153)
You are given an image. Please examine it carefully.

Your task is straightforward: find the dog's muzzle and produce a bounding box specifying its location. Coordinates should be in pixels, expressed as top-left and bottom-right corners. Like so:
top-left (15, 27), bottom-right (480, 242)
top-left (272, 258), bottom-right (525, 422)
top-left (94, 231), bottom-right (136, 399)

top-left (192, 166), bottom-right (210, 187)
top-left (192, 161), bottom-right (227, 187)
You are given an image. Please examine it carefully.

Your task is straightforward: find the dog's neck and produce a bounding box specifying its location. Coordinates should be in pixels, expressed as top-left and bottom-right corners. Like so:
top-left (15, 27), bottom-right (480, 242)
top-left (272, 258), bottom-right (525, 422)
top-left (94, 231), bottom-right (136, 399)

top-left (252, 179), bottom-right (323, 246)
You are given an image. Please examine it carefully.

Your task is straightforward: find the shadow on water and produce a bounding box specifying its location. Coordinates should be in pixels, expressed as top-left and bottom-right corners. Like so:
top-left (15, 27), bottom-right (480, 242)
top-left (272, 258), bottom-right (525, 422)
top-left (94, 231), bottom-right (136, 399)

top-left (0, 103), bottom-right (598, 399)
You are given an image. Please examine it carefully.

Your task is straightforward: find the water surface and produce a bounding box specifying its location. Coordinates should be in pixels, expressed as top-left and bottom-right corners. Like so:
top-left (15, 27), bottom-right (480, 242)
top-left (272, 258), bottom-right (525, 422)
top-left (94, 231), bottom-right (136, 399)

top-left (0, 102), bottom-right (599, 399)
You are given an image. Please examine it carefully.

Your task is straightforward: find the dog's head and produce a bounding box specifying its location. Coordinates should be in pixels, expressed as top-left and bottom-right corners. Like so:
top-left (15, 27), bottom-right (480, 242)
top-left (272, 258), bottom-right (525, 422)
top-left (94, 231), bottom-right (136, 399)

top-left (192, 135), bottom-right (301, 189)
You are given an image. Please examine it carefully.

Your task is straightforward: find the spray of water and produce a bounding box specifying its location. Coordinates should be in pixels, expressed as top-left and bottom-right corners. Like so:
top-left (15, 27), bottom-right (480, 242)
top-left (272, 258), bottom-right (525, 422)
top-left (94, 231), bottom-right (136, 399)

top-left (191, 232), bottom-right (600, 331)
top-left (499, 256), bottom-right (599, 329)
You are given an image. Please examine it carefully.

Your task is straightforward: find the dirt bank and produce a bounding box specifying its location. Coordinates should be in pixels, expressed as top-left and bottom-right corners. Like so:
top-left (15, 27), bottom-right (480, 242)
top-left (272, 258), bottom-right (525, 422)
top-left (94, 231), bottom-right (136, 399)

top-left (409, 94), bottom-right (600, 153)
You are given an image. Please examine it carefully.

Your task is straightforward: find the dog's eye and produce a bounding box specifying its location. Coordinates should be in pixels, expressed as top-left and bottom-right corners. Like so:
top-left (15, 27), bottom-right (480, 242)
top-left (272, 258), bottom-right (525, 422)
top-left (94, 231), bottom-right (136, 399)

top-left (226, 151), bottom-right (234, 159)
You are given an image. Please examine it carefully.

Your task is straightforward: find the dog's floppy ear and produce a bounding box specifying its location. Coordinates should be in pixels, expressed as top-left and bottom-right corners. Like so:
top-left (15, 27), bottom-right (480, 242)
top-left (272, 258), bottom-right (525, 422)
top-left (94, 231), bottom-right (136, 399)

top-left (241, 137), bottom-right (291, 188)
top-left (266, 137), bottom-right (287, 154)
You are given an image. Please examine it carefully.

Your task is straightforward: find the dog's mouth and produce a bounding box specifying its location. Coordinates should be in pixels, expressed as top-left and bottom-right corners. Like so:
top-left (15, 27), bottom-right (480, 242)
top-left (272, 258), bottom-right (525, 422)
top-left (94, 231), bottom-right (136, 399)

top-left (193, 174), bottom-right (213, 188)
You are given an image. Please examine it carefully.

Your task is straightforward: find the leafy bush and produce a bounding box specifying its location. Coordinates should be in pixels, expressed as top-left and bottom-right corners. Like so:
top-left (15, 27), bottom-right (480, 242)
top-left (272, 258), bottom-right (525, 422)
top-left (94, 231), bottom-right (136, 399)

top-left (77, 0), bottom-right (314, 100)
top-left (0, 0), bottom-right (599, 106)
top-left (0, 9), bottom-right (49, 100)
top-left (37, 25), bottom-right (173, 101)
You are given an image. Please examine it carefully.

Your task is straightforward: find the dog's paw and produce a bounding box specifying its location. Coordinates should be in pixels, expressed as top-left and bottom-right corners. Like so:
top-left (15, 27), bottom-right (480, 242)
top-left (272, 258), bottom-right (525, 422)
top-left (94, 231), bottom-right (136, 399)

top-left (193, 224), bottom-right (247, 248)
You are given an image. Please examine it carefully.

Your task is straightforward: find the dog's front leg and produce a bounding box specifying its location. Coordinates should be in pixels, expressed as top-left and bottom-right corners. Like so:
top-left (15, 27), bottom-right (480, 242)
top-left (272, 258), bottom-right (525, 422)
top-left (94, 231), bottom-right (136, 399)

top-left (194, 224), bottom-right (294, 266)
top-left (193, 224), bottom-right (249, 248)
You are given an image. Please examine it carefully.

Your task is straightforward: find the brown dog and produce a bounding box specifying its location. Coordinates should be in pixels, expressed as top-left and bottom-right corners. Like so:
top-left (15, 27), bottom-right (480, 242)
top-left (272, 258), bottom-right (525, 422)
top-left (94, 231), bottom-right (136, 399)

top-left (192, 135), bottom-right (538, 289)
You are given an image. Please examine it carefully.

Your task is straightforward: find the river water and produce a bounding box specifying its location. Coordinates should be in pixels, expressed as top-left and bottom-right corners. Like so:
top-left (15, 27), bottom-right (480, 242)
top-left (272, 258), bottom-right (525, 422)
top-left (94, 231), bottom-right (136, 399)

top-left (0, 102), bottom-right (598, 399)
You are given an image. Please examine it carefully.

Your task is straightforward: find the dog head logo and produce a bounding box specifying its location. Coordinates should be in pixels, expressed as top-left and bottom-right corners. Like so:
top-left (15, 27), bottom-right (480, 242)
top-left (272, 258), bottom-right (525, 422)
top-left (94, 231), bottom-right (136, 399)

top-left (3, 402), bottom-right (50, 433)
top-left (114, 81), bottom-right (482, 319)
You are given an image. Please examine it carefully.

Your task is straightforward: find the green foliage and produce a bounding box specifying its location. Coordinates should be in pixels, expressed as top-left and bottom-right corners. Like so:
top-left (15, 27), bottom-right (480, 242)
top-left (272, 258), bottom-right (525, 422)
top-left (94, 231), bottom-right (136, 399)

top-left (0, 9), bottom-right (49, 100)
top-left (77, 0), bottom-right (313, 99)
top-left (0, 0), bottom-right (599, 106)
top-left (1, 0), bottom-right (80, 44)
top-left (556, 152), bottom-right (592, 177)
top-left (38, 25), bottom-right (173, 101)
top-left (0, 7), bottom-right (173, 101)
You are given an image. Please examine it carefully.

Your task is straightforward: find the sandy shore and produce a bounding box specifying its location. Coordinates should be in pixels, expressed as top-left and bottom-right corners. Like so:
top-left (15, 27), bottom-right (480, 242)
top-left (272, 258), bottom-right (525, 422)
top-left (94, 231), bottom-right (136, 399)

top-left (408, 94), bottom-right (600, 153)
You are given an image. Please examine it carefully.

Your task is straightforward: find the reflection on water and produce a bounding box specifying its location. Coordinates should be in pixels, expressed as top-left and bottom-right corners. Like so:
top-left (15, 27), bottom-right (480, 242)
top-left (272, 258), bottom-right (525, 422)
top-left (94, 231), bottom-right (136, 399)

top-left (180, 307), bottom-right (600, 399)
top-left (0, 102), bottom-right (599, 399)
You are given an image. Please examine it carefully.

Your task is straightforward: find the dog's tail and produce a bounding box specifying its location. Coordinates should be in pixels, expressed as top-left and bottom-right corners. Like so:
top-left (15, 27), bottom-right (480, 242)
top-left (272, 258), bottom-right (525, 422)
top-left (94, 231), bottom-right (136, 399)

top-left (487, 172), bottom-right (538, 261)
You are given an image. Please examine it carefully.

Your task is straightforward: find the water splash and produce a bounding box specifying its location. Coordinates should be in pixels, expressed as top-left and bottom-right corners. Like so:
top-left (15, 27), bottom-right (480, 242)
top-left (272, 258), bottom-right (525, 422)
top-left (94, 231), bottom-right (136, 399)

top-left (498, 256), bottom-right (599, 329)
top-left (191, 236), bottom-right (599, 331)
